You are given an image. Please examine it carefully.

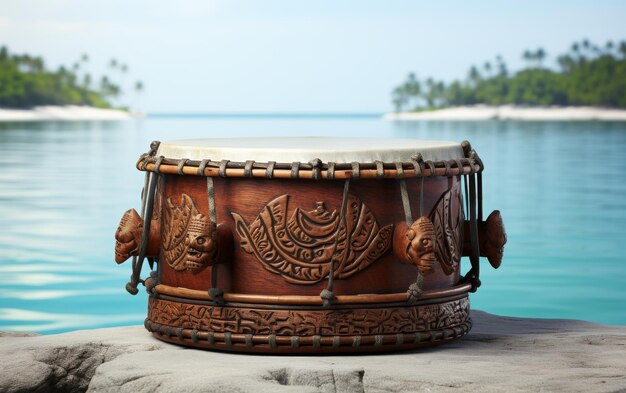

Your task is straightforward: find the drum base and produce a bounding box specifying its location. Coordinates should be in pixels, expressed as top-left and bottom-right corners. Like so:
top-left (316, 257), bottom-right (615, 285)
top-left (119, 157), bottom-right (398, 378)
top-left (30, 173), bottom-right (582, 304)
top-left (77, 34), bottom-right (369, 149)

top-left (144, 295), bottom-right (471, 354)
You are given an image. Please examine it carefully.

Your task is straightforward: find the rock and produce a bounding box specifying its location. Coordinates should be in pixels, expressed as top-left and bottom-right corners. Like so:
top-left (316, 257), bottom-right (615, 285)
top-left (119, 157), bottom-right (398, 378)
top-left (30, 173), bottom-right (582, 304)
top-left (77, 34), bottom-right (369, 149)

top-left (0, 326), bottom-right (162, 393)
top-left (0, 331), bottom-right (39, 337)
top-left (1, 311), bottom-right (625, 393)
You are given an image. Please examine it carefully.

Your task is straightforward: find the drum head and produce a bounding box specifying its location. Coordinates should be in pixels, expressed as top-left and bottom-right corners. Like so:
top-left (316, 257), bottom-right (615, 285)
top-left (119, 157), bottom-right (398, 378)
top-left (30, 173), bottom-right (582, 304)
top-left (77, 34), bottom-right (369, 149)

top-left (156, 137), bottom-right (464, 164)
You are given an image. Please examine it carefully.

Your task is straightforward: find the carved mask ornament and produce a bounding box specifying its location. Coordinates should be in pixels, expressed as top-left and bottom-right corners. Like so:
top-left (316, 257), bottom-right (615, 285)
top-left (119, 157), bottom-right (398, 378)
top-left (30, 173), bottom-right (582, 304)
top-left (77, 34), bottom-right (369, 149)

top-left (114, 208), bottom-right (143, 264)
top-left (404, 217), bottom-right (438, 273)
top-left (394, 181), bottom-right (464, 276)
top-left (114, 178), bottom-right (162, 265)
top-left (163, 194), bottom-right (217, 274)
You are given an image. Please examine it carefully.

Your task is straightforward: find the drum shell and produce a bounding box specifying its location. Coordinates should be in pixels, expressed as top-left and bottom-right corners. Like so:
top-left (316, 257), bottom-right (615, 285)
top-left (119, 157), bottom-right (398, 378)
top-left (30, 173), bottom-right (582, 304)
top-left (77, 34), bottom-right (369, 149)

top-left (156, 175), bottom-right (463, 296)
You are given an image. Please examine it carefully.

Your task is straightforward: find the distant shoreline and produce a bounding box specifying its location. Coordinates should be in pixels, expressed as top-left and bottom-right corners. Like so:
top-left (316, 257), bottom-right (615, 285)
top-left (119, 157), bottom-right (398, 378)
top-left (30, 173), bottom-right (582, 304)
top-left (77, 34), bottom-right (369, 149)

top-left (4, 105), bottom-right (626, 122)
top-left (149, 112), bottom-right (381, 119)
top-left (384, 105), bottom-right (626, 121)
top-left (0, 106), bottom-right (140, 122)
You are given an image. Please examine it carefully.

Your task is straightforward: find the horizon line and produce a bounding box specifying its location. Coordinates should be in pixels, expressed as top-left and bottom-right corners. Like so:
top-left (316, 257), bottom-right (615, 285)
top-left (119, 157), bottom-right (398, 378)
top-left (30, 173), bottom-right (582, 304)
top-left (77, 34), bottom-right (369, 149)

top-left (147, 112), bottom-right (384, 118)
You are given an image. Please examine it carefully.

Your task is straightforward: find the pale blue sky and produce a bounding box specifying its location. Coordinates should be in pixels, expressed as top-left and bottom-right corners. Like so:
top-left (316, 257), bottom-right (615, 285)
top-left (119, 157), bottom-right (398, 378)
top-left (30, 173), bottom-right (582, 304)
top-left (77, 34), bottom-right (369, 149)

top-left (2, 0), bottom-right (626, 112)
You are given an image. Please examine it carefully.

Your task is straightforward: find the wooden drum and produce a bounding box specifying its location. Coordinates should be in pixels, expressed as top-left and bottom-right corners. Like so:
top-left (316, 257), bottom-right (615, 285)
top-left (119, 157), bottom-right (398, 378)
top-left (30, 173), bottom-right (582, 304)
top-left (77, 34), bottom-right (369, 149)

top-left (114, 138), bottom-right (506, 353)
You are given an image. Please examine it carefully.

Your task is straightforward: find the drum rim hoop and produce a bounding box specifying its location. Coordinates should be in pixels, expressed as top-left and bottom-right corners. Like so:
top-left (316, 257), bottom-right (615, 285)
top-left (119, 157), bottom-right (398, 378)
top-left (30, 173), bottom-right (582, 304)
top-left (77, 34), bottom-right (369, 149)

top-left (136, 140), bottom-right (483, 179)
top-left (136, 154), bottom-right (484, 179)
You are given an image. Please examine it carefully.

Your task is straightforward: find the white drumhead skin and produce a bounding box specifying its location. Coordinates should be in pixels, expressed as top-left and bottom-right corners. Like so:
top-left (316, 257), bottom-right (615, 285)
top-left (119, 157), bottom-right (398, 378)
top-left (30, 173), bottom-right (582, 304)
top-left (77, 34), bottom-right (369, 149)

top-left (156, 137), bottom-right (464, 163)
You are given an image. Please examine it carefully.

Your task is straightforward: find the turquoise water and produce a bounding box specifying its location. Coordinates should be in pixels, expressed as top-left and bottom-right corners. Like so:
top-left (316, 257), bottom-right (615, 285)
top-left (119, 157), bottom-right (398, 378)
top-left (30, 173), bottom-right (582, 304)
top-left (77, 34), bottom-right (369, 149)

top-left (1, 115), bottom-right (625, 333)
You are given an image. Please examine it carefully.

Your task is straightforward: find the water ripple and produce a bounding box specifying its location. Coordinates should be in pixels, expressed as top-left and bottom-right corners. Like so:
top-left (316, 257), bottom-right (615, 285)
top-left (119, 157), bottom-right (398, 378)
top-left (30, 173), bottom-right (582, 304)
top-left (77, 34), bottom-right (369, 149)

top-left (0, 308), bottom-right (145, 332)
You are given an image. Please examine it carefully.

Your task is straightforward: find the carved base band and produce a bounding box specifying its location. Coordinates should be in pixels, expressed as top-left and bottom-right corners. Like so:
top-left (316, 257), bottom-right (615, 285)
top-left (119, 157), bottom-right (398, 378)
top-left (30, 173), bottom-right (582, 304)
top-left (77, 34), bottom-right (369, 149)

top-left (145, 295), bottom-right (471, 353)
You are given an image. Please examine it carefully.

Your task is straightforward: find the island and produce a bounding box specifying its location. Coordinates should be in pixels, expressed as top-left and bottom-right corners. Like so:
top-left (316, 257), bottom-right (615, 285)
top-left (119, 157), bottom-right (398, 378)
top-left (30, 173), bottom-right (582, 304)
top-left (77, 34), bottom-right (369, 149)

top-left (388, 39), bottom-right (626, 121)
top-left (0, 46), bottom-right (141, 121)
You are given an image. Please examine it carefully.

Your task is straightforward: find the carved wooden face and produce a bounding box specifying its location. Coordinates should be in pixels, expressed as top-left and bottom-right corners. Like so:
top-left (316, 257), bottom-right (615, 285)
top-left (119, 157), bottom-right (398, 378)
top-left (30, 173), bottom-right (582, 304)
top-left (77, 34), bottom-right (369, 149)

top-left (163, 195), bottom-right (217, 273)
top-left (183, 215), bottom-right (216, 273)
top-left (114, 209), bottom-right (142, 263)
top-left (405, 217), bottom-right (437, 273)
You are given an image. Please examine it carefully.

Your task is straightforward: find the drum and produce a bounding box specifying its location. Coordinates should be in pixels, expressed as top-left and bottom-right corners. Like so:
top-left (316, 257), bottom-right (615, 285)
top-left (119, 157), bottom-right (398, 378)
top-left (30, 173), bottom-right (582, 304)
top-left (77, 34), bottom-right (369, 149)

top-left (114, 138), bottom-right (506, 353)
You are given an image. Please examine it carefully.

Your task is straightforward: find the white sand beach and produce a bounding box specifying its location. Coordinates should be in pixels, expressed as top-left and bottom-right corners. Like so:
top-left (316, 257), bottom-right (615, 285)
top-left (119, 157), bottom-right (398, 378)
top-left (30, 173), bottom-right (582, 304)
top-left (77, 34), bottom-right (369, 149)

top-left (385, 105), bottom-right (626, 121)
top-left (0, 106), bottom-right (139, 122)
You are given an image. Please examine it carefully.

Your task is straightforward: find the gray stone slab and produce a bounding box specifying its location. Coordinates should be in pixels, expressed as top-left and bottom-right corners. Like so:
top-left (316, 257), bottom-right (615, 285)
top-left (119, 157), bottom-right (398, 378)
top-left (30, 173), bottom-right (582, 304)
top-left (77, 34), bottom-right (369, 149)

top-left (1, 310), bottom-right (625, 393)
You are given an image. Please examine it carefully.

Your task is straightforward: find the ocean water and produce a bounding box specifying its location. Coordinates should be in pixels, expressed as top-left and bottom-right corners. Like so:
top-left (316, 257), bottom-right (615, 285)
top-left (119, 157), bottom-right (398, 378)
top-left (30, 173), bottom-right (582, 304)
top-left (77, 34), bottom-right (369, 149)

top-left (1, 115), bottom-right (625, 333)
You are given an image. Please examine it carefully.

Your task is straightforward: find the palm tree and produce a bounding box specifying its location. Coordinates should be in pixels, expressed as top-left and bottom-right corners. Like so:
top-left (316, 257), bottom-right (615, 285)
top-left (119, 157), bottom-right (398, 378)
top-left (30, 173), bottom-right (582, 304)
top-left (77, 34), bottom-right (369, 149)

top-left (619, 41), bottom-right (626, 58)
top-left (483, 62), bottom-right (492, 77)
top-left (83, 74), bottom-right (92, 89)
top-left (134, 80), bottom-right (144, 94)
top-left (557, 55), bottom-right (574, 72)
top-left (591, 45), bottom-right (602, 56)
top-left (134, 80), bottom-right (145, 111)
top-left (435, 81), bottom-right (446, 107)
top-left (424, 78), bottom-right (436, 108)
top-left (405, 73), bottom-right (421, 109)
top-left (80, 74), bottom-right (92, 105)
top-left (119, 63), bottom-right (129, 103)
top-left (107, 59), bottom-right (120, 104)
top-left (522, 50), bottom-right (535, 67)
top-left (391, 86), bottom-right (408, 112)
top-left (570, 43), bottom-right (581, 64)
top-left (32, 57), bottom-right (44, 73)
top-left (582, 39), bottom-right (591, 54)
top-left (100, 76), bottom-right (111, 97)
top-left (495, 55), bottom-right (508, 77)
top-left (536, 48), bottom-right (546, 68)
top-left (468, 66), bottom-right (481, 85)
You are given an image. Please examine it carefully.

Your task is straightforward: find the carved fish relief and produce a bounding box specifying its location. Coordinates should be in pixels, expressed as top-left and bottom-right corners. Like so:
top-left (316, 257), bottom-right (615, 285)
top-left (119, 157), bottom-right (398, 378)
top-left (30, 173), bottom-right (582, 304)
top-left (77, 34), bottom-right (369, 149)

top-left (430, 182), bottom-right (464, 275)
top-left (162, 194), bottom-right (217, 273)
top-left (231, 195), bottom-right (393, 284)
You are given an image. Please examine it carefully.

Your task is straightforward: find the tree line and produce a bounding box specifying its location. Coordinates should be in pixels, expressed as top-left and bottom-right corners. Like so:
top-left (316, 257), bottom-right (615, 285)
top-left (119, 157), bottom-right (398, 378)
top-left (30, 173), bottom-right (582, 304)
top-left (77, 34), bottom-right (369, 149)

top-left (392, 39), bottom-right (626, 111)
top-left (0, 46), bottom-right (144, 109)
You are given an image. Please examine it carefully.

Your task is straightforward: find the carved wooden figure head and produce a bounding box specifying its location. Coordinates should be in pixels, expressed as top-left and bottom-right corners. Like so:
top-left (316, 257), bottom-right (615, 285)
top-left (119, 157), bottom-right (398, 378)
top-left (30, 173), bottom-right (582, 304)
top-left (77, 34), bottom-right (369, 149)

top-left (481, 210), bottom-right (507, 269)
top-left (394, 216), bottom-right (437, 274)
top-left (184, 214), bottom-right (217, 273)
top-left (163, 194), bottom-right (217, 274)
top-left (405, 217), bottom-right (437, 273)
top-left (114, 208), bottom-right (143, 264)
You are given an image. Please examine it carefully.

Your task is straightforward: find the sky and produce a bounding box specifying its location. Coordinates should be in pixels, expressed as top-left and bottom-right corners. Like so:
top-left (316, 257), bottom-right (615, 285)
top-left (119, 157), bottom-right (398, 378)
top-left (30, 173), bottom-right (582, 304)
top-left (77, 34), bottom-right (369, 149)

top-left (2, 0), bottom-right (626, 113)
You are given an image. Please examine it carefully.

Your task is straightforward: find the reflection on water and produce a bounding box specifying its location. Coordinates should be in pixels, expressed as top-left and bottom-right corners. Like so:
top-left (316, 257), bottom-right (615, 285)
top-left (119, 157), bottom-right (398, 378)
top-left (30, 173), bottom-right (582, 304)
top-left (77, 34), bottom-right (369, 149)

top-left (0, 307), bottom-right (144, 332)
top-left (1, 116), bottom-right (625, 332)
